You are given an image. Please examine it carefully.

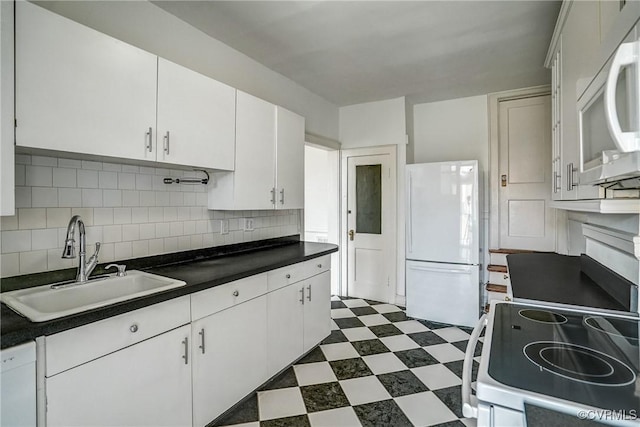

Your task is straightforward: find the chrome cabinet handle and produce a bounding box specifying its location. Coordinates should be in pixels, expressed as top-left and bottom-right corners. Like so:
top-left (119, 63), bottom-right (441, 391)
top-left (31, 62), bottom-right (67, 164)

top-left (146, 127), bottom-right (153, 152)
top-left (317, 264), bottom-right (322, 268)
top-left (279, 188), bottom-right (285, 205)
top-left (566, 163), bottom-right (577, 191)
top-left (286, 274), bottom-right (291, 279)
top-left (553, 171), bottom-right (558, 193)
top-left (307, 284), bottom-right (311, 301)
top-left (129, 324), bottom-right (138, 333)
top-left (182, 337), bottom-right (189, 365)
top-left (198, 329), bottom-right (205, 354)
top-left (232, 290), bottom-right (239, 297)
top-left (270, 188), bottom-right (276, 205)
top-left (299, 287), bottom-right (305, 305)
top-left (163, 131), bottom-right (170, 155)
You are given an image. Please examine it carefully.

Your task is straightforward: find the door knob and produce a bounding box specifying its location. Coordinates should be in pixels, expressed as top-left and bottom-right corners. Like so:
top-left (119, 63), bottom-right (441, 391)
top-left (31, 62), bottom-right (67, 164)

top-left (348, 229), bottom-right (355, 241)
top-left (501, 174), bottom-right (507, 187)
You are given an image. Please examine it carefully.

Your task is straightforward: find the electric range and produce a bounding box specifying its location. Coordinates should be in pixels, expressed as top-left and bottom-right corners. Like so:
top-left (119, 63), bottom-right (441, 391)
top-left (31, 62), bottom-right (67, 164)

top-left (462, 301), bottom-right (640, 426)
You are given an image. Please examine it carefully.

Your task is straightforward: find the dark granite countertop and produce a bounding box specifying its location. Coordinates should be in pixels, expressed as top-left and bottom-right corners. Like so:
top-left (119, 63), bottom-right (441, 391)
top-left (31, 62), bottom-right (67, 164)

top-left (1, 237), bottom-right (338, 349)
top-left (507, 253), bottom-right (630, 312)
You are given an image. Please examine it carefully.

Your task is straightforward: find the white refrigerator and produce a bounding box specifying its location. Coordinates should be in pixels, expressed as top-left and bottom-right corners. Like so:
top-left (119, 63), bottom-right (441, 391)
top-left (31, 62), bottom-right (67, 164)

top-left (406, 161), bottom-right (480, 328)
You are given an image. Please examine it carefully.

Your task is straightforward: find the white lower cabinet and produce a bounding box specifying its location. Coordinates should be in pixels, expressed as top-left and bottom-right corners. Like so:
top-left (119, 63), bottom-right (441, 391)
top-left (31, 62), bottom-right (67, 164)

top-left (192, 295), bottom-right (268, 427)
top-left (267, 270), bottom-right (331, 373)
top-left (46, 324), bottom-right (192, 427)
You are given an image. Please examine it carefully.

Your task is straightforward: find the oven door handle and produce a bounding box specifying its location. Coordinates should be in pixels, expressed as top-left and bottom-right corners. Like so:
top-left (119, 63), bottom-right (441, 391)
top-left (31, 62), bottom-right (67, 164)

top-left (462, 313), bottom-right (488, 419)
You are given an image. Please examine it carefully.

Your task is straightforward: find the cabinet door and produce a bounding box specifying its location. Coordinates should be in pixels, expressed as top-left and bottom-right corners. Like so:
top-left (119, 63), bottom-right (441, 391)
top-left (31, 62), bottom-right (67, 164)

top-left (233, 91), bottom-right (277, 209)
top-left (192, 296), bottom-right (267, 427)
top-left (15, 1), bottom-right (157, 161)
top-left (303, 271), bottom-right (331, 352)
top-left (276, 107), bottom-right (305, 209)
top-left (157, 58), bottom-right (236, 170)
top-left (46, 325), bottom-right (192, 427)
top-left (267, 283), bottom-right (304, 374)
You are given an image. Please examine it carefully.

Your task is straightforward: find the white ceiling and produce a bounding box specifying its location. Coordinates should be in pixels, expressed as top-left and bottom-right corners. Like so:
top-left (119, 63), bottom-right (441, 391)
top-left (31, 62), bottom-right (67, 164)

top-left (153, 1), bottom-right (561, 107)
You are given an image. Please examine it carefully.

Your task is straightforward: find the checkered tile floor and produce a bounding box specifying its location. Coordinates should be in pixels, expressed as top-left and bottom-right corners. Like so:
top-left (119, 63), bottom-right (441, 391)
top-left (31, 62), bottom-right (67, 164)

top-left (213, 296), bottom-right (482, 427)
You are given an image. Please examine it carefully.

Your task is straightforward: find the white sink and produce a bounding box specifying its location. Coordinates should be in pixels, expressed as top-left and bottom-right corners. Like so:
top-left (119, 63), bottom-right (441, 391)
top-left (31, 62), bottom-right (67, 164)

top-left (0, 271), bottom-right (186, 322)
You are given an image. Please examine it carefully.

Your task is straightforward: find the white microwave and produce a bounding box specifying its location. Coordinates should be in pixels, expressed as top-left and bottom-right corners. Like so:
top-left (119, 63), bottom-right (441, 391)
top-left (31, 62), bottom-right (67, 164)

top-left (579, 28), bottom-right (640, 186)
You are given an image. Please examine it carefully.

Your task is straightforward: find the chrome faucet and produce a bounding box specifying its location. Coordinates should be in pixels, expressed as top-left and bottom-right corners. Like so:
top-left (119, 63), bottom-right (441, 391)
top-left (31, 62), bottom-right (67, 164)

top-left (61, 215), bottom-right (101, 283)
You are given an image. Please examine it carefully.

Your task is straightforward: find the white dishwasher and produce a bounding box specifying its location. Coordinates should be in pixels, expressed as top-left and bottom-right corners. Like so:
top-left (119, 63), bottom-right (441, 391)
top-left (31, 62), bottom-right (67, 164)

top-left (1, 341), bottom-right (36, 427)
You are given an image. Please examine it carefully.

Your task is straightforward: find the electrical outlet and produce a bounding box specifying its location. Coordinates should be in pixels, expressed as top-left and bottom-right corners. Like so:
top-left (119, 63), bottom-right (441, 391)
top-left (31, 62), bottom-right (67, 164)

top-left (243, 218), bottom-right (254, 231)
top-left (220, 219), bottom-right (229, 235)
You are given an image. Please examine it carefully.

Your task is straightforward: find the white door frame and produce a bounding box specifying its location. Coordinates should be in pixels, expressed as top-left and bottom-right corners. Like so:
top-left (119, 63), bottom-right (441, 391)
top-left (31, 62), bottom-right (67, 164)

top-left (488, 85), bottom-right (551, 250)
top-left (340, 145), bottom-right (397, 304)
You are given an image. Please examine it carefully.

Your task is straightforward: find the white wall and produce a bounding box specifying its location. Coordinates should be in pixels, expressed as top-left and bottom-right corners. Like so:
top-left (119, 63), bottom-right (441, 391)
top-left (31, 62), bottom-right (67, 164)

top-left (304, 146), bottom-right (329, 237)
top-left (33, 0), bottom-right (339, 141)
top-left (339, 97), bottom-right (407, 148)
top-left (0, 154), bottom-right (300, 278)
top-left (412, 95), bottom-right (490, 282)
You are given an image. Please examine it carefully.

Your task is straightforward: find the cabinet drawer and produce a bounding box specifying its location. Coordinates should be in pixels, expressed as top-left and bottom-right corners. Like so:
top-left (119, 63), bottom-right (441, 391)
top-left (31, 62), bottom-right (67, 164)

top-left (191, 273), bottom-right (267, 321)
top-left (45, 296), bottom-right (190, 377)
top-left (267, 256), bottom-right (330, 292)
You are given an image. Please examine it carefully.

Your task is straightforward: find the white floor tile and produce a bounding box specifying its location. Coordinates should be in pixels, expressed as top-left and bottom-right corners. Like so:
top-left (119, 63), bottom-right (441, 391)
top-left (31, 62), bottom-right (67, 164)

top-left (424, 343), bottom-right (466, 363)
top-left (362, 353), bottom-right (407, 375)
top-left (331, 320), bottom-right (339, 331)
top-left (379, 334), bottom-right (420, 352)
top-left (342, 327), bottom-right (377, 342)
top-left (342, 299), bottom-right (369, 308)
top-left (331, 308), bottom-right (356, 319)
top-left (308, 407), bottom-right (362, 427)
top-left (462, 417), bottom-right (478, 427)
top-left (433, 327), bottom-right (471, 343)
top-left (394, 391), bottom-right (457, 426)
top-left (394, 320), bottom-right (429, 334)
top-left (220, 423), bottom-right (259, 427)
top-left (320, 342), bottom-right (360, 361)
top-left (358, 314), bottom-right (390, 326)
top-left (340, 376), bottom-right (391, 406)
top-left (372, 303), bottom-right (402, 314)
top-left (412, 364), bottom-right (462, 390)
top-left (257, 387), bottom-right (306, 421)
top-left (293, 361), bottom-right (337, 386)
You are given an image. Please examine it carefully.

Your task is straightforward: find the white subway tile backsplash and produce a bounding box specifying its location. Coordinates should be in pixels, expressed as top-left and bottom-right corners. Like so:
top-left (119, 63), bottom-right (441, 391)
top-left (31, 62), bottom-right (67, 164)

top-left (98, 171), bottom-right (118, 189)
top-left (58, 188), bottom-right (82, 207)
top-left (103, 225), bottom-right (123, 243)
top-left (26, 166), bottom-right (52, 187)
top-left (118, 173), bottom-right (136, 190)
top-left (32, 228), bottom-right (59, 250)
top-left (3, 154), bottom-right (301, 278)
top-left (77, 169), bottom-right (99, 188)
top-left (103, 190), bottom-right (122, 208)
top-left (53, 168), bottom-right (77, 188)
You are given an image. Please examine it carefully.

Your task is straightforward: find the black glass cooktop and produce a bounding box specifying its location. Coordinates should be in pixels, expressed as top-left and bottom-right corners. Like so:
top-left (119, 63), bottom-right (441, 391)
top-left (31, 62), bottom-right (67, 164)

top-left (489, 303), bottom-right (640, 411)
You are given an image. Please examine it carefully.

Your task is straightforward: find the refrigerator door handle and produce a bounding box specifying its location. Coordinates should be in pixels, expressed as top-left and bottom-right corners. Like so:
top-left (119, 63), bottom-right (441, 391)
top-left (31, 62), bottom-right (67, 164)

top-left (408, 265), bottom-right (472, 274)
top-left (407, 172), bottom-right (413, 254)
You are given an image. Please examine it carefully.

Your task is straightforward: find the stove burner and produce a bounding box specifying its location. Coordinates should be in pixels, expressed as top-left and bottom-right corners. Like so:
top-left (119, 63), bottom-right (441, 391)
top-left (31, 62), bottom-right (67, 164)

top-left (524, 341), bottom-right (636, 386)
top-left (518, 309), bottom-right (568, 324)
top-left (584, 316), bottom-right (640, 342)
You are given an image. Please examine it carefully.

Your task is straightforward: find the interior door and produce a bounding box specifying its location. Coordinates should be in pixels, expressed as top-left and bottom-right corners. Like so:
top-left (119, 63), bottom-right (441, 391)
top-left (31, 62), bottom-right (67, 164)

top-left (346, 154), bottom-right (395, 302)
top-left (498, 95), bottom-right (556, 251)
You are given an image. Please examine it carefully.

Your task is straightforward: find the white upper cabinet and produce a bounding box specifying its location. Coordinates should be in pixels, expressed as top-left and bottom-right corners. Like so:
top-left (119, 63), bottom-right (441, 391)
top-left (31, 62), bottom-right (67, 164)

top-left (209, 91), bottom-right (305, 210)
top-left (15, 1), bottom-right (158, 162)
top-left (157, 58), bottom-right (236, 170)
top-left (15, 2), bottom-right (236, 171)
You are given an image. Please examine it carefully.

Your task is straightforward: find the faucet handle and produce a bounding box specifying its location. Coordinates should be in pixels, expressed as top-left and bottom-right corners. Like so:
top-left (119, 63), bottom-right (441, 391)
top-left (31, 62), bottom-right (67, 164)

top-left (105, 264), bottom-right (127, 277)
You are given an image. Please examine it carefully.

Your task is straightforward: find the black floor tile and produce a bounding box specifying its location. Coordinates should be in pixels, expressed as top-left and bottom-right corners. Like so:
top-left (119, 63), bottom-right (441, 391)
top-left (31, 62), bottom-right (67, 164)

top-left (433, 420), bottom-right (467, 427)
top-left (352, 339), bottom-right (391, 356)
top-left (382, 311), bottom-right (409, 322)
top-left (377, 370), bottom-right (429, 397)
top-left (297, 347), bottom-right (327, 364)
top-left (451, 339), bottom-right (483, 357)
top-left (329, 358), bottom-right (373, 380)
top-left (211, 394), bottom-right (258, 426)
top-left (321, 330), bottom-right (349, 345)
top-left (350, 306), bottom-right (378, 316)
top-left (458, 326), bottom-right (474, 335)
top-left (397, 306), bottom-right (406, 311)
top-left (444, 360), bottom-right (479, 381)
top-left (408, 331), bottom-right (447, 346)
top-left (260, 414), bottom-right (311, 427)
top-left (300, 382), bottom-right (350, 413)
top-left (353, 399), bottom-right (413, 427)
top-left (415, 319), bottom-right (451, 329)
top-left (395, 348), bottom-right (439, 368)
top-left (339, 296), bottom-right (359, 300)
top-left (331, 300), bottom-right (348, 309)
top-left (334, 317), bottom-right (365, 329)
top-left (261, 367), bottom-right (298, 391)
top-left (369, 324), bottom-right (403, 338)
top-left (364, 299), bottom-right (384, 305)
top-left (433, 385), bottom-right (464, 418)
